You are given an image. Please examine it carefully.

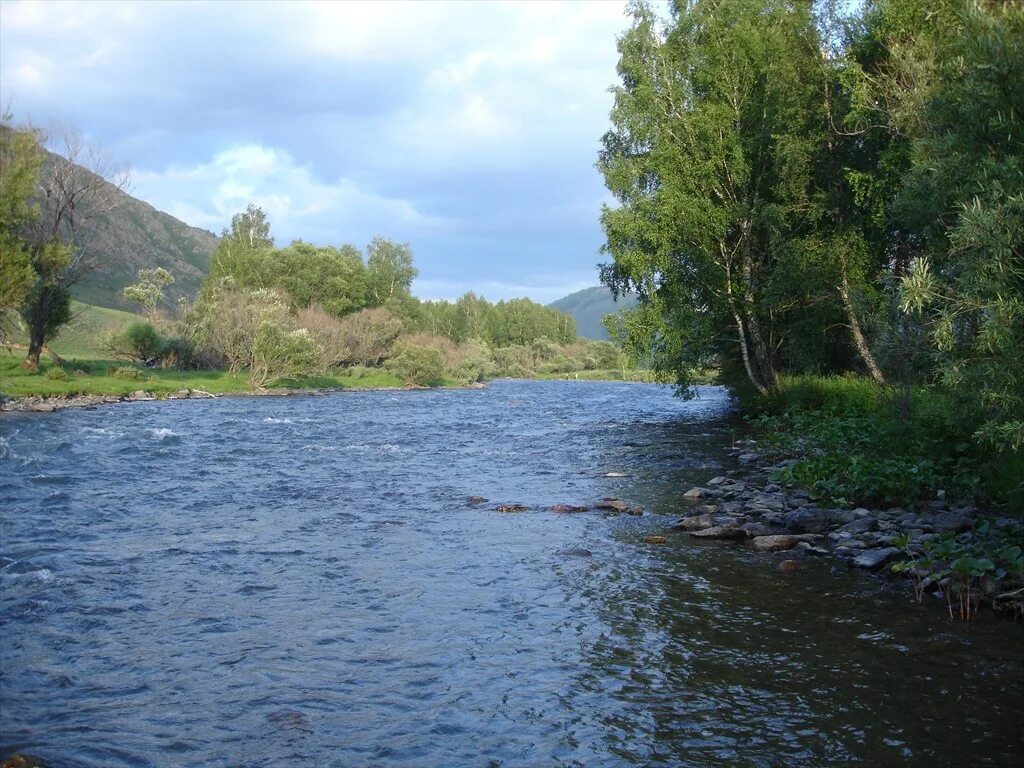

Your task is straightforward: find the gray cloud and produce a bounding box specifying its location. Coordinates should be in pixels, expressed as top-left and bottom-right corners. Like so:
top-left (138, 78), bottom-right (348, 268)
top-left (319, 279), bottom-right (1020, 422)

top-left (1, 0), bottom-right (630, 301)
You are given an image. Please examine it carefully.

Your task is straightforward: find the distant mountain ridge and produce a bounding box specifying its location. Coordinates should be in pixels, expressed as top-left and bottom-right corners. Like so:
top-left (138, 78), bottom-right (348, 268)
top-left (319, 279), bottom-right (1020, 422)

top-left (548, 285), bottom-right (637, 340)
top-left (35, 142), bottom-right (218, 311)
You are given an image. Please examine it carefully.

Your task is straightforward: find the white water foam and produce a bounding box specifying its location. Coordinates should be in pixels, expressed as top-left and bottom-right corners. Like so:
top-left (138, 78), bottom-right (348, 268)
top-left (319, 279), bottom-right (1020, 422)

top-left (82, 426), bottom-right (125, 439)
top-left (149, 427), bottom-right (180, 440)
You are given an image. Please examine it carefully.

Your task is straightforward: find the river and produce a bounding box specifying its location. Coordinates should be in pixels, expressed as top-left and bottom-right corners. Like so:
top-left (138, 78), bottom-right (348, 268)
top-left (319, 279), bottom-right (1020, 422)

top-left (1, 380), bottom-right (1021, 767)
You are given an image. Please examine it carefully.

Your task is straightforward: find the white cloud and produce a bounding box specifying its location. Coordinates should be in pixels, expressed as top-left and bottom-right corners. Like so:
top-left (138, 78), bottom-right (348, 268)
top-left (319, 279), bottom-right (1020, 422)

top-left (132, 144), bottom-right (450, 244)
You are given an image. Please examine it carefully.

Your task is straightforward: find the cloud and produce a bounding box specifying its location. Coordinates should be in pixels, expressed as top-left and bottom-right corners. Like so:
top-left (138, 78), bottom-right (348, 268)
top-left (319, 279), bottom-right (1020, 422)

top-left (1, 0), bottom-right (633, 302)
top-left (132, 144), bottom-right (450, 245)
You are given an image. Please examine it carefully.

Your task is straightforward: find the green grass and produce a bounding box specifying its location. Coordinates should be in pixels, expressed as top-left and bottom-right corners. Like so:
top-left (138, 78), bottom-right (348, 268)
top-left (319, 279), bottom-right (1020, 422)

top-left (0, 353), bottom-right (467, 400)
top-left (7, 301), bottom-right (141, 358)
top-left (523, 369), bottom-right (669, 383)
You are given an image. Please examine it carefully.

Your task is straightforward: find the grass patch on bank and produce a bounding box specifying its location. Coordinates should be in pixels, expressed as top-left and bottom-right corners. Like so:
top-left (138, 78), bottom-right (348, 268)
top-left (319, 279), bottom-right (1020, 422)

top-left (0, 354), bottom-right (464, 400)
top-left (529, 368), bottom-right (667, 383)
top-left (748, 375), bottom-right (1023, 510)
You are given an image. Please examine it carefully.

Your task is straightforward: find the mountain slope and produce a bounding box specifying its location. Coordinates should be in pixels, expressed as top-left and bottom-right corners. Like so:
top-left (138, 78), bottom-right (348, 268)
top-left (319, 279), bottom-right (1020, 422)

top-left (35, 141), bottom-right (218, 311)
top-left (549, 286), bottom-right (637, 340)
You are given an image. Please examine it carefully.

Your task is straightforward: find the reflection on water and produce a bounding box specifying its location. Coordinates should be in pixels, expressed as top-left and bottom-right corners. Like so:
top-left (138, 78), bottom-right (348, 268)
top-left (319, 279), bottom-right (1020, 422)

top-left (1, 380), bottom-right (1020, 767)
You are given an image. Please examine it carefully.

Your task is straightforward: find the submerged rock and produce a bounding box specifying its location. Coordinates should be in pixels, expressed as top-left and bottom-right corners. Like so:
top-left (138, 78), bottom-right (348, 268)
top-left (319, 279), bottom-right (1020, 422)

top-left (689, 525), bottom-right (746, 540)
top-left (681, 487), bottom-right (707, 503)
top-left (778, 559), bottom-right (799, 573)
top-left (495, 503), bottom-right (529, 513)
top-left (594, 498), bottom-right (629, 512)
top-left (467, 496), bottom-right (489, 506)
top-left (556, 547), bottom-right (593, 558)
top-left (643, 535), bottom-right (667, 545)
top-left (550, 503), bottom-right (588, 514)
top-left (670, 513), bottom-right (715, 531)
top-left (2, 757), bottom-right (50, 768)
top-left (752, 534), bottom-right (803, 552)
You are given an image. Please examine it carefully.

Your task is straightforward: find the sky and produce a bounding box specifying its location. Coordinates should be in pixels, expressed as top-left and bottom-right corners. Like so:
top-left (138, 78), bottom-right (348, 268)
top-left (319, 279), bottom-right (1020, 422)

top-left (0, 0), bottom-right (636, 303)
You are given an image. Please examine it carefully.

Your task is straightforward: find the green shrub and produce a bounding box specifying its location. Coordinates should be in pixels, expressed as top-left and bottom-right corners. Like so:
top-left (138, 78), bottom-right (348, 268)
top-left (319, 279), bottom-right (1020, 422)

top-left (754, 376), bottom-right (992, 507)
top-left (43, 366), bottom-right (71, 381)
top-left (347, 365), bottom-right (368, 380)
top-left (112, 365), bottom-right (143, 381)
top-left (385, 342), bottom-right (444, 386)
top-left (123, 321), bottom-right (168, 361)
top-left (249, 324), bottom-right (323, 388)
top-left (892, 519), bottom-right (1024, 620)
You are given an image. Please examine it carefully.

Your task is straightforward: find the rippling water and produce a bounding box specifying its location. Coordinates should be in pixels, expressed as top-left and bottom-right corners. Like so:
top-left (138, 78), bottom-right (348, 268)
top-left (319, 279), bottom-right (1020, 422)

top-left (1, 380), bottom-right (1021, 767)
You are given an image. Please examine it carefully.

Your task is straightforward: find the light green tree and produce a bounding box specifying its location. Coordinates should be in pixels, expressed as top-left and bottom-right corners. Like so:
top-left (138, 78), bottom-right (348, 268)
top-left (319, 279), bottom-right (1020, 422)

top-left (0, 121), bottom-right (42, 340)
top-left (365, 236), bottom-right (418, 310)
top-left (124, 267), bottom-right (175, 321)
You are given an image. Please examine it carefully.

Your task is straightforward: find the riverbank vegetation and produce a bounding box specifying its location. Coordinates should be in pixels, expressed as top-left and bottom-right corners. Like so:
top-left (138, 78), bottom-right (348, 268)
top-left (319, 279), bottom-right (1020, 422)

top-left (0, 124), bottom-right (648, 393)
top-left (598, 0), bottom-right (1022, 511)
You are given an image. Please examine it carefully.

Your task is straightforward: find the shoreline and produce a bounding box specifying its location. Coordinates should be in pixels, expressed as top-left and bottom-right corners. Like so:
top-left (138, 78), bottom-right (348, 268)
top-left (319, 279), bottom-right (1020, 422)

top-left (665, 441), bottom-right (1023, 621)
top-left (0, 374), bottom-right (673, 414)
top-left (0, 382), bottom-right (489, 414)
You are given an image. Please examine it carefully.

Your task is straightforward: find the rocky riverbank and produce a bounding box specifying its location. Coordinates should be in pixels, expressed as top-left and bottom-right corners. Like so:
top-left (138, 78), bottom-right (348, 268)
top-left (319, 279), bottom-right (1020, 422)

top-left (0, 388), bottom-right (218, 412)
top-left (0, 382), bottom-right (487, 414)
top-left (666, 442), bottom-right (1024, 620)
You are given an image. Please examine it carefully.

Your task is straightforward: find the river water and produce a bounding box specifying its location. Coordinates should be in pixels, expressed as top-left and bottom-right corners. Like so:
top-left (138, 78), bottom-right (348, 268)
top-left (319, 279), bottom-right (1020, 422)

top-left (1, 380), bottom-right (1021, 767)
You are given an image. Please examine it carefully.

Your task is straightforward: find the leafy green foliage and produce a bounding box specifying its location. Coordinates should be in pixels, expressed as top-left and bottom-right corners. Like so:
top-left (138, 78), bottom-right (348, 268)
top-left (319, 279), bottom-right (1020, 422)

top-left (892, 519), bottom-right (1024, 620)
top-left (122, 321), bottom-right (167, 361)
top-left (755, 376), bottom-right (988, 507)
top-left (43, 366), bottom-right (71, 381)
top-left (0, 121), bottom-right (42, 334)
top-left (123, 267), bottom-right (175, 319)
top-left (112, 365), bottom-right (143, 381)
top-left (384, 342), bottom-right (445, 387)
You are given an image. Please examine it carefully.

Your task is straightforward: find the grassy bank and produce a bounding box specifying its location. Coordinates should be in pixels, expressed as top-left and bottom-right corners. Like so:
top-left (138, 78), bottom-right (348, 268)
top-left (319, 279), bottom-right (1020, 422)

top-left (746, 375), bottom-right (1023, 510)
top-left (0, 353), bottom-right (463, 400)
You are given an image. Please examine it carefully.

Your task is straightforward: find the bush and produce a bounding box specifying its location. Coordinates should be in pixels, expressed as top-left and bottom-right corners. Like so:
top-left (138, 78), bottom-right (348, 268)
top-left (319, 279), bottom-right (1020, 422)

top-left (249, 324), bottom-right (324, 388)
top-left (754, 376), bottom-right (994, 507)
top-left (385, 342), bottom-right (445, 386)
top-left (102, 321), bottom-right (168, 364)
top-left (112, 365), bottom-right (143, 381)
top-left (123, 321), bottom-right (167, 362)
top-left (43, 366), bottom-right (70, 381)
top-left (297, 306), bottom-right (402, 368)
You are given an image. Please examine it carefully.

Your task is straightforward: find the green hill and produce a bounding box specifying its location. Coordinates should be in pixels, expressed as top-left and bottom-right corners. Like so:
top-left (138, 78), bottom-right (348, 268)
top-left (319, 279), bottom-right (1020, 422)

top-left (32, 139), bottom-right (219, 311)
top-left (548, 286), bottom-right (637, 340)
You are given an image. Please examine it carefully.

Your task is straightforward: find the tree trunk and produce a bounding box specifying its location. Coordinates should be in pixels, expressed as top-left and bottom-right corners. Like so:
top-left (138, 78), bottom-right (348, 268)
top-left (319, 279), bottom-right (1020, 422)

top-left (23, 333), bottom-right (44, 370)
top-left (741, 240), bottom-right (776, 390)
top-left (734, 311), bottom-right (768, 395)
top-left (838, 254), bottom-right (886, 384)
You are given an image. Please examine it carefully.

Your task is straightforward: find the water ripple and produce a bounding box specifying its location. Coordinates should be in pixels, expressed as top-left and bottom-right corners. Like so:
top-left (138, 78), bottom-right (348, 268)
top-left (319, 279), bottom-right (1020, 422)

top-left (1, 381), bottom-right (1021, 767)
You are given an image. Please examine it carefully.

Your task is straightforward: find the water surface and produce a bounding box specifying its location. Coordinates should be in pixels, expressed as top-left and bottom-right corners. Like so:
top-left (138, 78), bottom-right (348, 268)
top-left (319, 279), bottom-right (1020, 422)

top-left (1, 380), bottom-right (1021, 766)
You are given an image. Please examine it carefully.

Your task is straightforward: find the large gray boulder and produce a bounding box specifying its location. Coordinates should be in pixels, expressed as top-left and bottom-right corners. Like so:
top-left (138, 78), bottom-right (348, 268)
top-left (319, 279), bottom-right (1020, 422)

top-left (851, 547), bottom-right (902, 570)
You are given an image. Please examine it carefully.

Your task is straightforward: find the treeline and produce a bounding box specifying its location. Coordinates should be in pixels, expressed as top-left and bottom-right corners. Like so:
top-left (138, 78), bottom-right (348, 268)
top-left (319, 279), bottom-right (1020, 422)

top-left (103, 205), bottom-right (623, 386)
top-left (599, 0), bottom-right (1023, 452)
